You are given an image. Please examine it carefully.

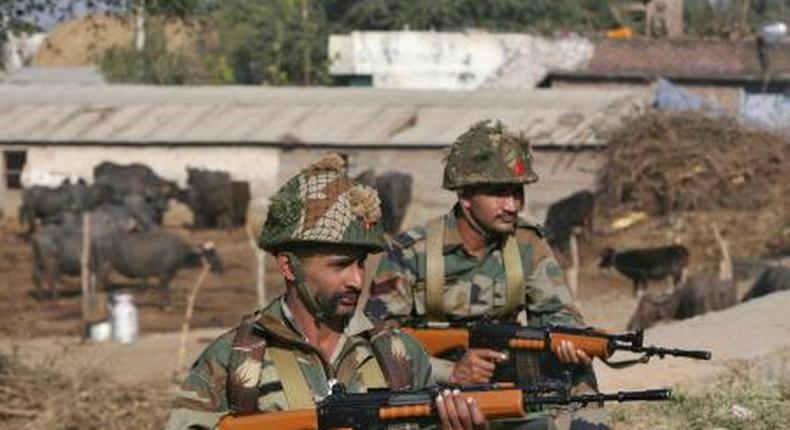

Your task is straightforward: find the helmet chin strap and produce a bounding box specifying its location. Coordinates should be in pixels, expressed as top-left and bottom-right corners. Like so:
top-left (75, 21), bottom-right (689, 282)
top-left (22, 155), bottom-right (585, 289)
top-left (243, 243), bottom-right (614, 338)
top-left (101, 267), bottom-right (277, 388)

top-left (283, 252), bottom-right (327, 323)
top-left (458, 197), bottom-right (496, 242)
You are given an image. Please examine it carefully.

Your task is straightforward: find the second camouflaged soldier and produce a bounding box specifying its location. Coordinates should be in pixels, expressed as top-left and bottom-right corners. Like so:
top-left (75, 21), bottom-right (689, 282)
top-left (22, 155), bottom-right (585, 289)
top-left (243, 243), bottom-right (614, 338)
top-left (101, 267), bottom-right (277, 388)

top-left (165, 154), bottom-right (487, 430)
top-left (364, 121), bottom-right (608, 430)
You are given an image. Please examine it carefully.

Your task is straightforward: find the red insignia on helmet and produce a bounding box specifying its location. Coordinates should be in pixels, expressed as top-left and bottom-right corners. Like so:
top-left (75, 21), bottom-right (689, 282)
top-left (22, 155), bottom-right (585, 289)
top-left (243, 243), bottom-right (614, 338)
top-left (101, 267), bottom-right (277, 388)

top-left (513, 159), bottom-right (525, 175)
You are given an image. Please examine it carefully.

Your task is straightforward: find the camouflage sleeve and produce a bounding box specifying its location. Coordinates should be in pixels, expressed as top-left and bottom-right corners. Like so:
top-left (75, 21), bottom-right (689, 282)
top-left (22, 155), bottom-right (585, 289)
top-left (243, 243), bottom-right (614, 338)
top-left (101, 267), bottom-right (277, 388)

top-left (164, 331), bottom-right (235, 430)
top-left (519, 229), bottom-right (584, 327)
top-left (396, 329), bottom-right (434, 389)
top-left (365, 239), bottom-right (420, 325)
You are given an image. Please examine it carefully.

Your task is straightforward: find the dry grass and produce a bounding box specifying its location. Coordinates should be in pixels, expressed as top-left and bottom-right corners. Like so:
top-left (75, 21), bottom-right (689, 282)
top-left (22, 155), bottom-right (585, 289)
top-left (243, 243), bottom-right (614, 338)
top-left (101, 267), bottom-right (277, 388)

top-left (0, 349), bottom-right (171, 430)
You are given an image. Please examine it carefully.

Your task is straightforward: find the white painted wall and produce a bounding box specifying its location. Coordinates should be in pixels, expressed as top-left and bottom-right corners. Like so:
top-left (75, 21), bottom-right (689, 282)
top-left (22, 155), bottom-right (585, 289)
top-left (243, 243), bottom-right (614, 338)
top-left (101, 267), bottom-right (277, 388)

top-left (329, 31), bottom-right (594, 90)
top-left (22, 145), bottom-right (281, 215)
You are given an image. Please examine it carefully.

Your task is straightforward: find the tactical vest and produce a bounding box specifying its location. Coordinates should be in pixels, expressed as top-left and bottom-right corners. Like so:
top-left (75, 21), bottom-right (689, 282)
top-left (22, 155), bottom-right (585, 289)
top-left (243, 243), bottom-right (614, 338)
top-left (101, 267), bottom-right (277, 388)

top-left (424, 215), bottom-right (524, 321)
top-left (227, 315), bottom-right (414, 415)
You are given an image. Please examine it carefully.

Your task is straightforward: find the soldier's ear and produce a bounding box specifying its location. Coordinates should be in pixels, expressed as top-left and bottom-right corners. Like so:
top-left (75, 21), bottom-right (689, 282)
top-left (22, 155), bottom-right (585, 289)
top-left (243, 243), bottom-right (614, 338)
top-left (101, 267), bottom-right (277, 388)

top-left (276, 254), bottom-right (296, 281)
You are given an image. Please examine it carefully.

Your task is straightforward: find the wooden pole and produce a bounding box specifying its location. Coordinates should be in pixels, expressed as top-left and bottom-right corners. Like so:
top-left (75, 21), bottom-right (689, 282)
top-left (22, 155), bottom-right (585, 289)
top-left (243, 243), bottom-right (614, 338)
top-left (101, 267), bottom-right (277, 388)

top-left (566, 232), bottom-right (580, 298)
top-left (246, 224), bottom-right (266, 309)
top-left (174, 260), bottom-right (211, 381)
top-left (80, 212), bottom-right (92, 336)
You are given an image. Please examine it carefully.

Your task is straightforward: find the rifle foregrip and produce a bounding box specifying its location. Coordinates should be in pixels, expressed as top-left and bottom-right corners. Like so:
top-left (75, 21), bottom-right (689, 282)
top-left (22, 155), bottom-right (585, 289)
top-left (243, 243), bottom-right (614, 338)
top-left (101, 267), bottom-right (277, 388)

top-left (219, 409), bottom-right (318, 430)
top-left (464, 389), bottom-right (527, 419)
top-left (508, 338), bottom-right (545, 351)
top-left (549, 333), bottom-right (611, 358)
top-left (379, 404), bottom-right (432, 419)
top-left (402, 328), bottom-right (470, 356)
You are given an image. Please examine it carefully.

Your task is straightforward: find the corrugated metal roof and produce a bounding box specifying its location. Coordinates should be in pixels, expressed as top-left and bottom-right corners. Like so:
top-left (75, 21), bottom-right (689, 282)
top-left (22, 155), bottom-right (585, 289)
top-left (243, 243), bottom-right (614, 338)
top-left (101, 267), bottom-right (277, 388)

top-left (0, 85), bottom-right (648, 147)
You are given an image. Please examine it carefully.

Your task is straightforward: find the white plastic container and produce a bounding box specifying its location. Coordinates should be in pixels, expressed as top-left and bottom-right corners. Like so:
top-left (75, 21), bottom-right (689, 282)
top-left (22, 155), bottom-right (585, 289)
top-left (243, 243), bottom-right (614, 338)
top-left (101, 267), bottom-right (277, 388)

top-left (88, 320), bottom-right (112, 342)
top-left (111, 293), bottom-right (139, 344)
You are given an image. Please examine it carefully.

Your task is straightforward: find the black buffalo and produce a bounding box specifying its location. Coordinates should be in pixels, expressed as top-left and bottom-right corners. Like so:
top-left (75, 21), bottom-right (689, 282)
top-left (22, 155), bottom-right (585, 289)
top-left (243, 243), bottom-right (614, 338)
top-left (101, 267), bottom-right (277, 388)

top-left (94, 161), bottom-right (177, 222)
top-left (600, 245), bottom-right (690, 296)
top-left (19, 180), bottom-right (110, 234)
top-left (355, 169), bottom-right (413, 235)
top-left (741, 266), bottom-right (790, 302)
top-left (544, 190), bottom-right (595, 253)
top-left (627, 273), bottom-right (737, 330)
top-left (92, 230), bottom-right (223, 308)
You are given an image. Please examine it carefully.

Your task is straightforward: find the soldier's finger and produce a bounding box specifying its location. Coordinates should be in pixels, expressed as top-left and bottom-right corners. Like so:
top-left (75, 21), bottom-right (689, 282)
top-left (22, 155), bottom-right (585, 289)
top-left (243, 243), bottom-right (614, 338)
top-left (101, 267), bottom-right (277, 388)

top-left (468, 397), bottom-right (488, 430)
top-left (442, 389), bottom-right (463, 430)
top-left (471, 356), bottom-right (497, 372)
top-left (436, 392), bottom-right (451, 430)
top-left (474, 349), bottom-right (508, 363)
top-left (576, 348), bottom-right (593, 365)
top-left (452, 390), bottom-right (474, 430)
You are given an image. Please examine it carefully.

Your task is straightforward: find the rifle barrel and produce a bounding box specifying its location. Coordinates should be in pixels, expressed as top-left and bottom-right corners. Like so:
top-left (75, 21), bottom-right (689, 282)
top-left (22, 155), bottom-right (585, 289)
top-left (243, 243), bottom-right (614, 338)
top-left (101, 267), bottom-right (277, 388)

top-left (620, 345), bottom-right (711, 360)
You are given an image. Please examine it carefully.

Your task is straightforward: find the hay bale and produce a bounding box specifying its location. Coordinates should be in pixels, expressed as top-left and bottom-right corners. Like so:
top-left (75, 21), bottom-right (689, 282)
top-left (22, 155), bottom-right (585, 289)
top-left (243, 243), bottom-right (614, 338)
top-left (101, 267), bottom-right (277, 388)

top-left (598, 111), bottom-right (788, 216)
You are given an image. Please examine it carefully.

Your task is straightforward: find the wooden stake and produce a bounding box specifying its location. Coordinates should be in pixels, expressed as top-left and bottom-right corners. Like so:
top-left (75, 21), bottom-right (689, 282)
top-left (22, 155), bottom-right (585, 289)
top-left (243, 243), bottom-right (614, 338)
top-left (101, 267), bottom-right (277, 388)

top-left (174, 260), bottom-right (211, 381)
top-left (566, 232), bottom-right (580, 298)
top-left (246, 224), bottom-right (266, 309)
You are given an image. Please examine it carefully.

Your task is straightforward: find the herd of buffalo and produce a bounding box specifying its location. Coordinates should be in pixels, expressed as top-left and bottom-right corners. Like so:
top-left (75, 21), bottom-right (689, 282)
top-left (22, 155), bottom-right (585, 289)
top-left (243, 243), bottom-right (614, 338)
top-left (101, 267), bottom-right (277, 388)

top-left (16, 163), bottom-right (790, 326)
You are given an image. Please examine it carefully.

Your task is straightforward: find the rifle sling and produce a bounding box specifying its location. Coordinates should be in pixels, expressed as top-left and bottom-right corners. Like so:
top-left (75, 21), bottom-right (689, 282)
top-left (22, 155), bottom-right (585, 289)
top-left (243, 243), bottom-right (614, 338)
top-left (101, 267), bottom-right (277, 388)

top-left (425, 215), bottom-right (523, 321)
top-left (358, 357), bottom-right (388, 388)
top-left (502, 234), bottom-right (523, 317)
top-left (228, 316), bottom-right (267, 415)
top-left (425, 216), bottom-right (445, 321)
top-left (268, 347), bottom-right (316, 409)
top-left (601, 354), bottom-right (652, 369)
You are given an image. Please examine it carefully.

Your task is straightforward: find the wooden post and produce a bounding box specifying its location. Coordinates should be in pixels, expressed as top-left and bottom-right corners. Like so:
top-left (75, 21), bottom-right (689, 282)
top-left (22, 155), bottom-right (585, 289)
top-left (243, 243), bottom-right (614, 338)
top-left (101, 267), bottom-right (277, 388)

top-left (80, 212), bottom-right (108, 337)
top-left (566, 232), bottom-right (580, 298)
top-left (174, 260), bottom-right (211, 381)
top-left (712, 223), bottom-right (733, 282)
top-left (246, 224), bottom-right (266, 309)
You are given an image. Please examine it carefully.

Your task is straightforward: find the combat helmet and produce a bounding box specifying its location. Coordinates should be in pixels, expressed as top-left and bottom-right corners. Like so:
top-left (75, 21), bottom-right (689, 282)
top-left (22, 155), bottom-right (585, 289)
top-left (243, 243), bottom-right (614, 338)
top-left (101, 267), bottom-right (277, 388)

top-left (443, 120), bottom-right (539, 190)
top-left (258, 154), bottom-right (384, 321)
top-left (259, 153), bottom-right (385, 253)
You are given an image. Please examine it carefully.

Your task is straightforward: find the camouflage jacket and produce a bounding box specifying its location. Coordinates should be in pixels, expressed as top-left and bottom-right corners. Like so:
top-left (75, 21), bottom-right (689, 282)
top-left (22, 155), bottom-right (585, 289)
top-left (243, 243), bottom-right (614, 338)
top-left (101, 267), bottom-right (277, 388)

top-left (165, 296), bottom-right (432, 430)
top-left (364, 207), bottom-right (591, 385)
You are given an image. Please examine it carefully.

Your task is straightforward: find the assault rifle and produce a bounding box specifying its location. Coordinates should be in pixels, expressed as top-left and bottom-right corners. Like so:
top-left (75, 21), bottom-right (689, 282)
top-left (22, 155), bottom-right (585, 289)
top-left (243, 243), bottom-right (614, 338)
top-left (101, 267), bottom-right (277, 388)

top-left (401, 320), bottom-right (711, 367)
top-left (219, 380), bottom-right (671, 430)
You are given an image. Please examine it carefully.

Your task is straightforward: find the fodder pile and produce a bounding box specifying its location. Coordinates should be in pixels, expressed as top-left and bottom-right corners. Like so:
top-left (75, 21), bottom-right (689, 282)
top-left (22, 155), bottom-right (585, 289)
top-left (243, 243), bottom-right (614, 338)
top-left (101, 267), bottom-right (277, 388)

top-left (0, 352), bottom-right (170, 430)
top-left (598, 111), bottom-right (788, 216)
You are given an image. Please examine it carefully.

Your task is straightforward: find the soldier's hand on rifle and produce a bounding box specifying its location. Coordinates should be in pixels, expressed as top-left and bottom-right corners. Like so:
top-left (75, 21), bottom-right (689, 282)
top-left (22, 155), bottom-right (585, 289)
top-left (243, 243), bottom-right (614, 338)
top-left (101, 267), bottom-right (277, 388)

top-left (436, 388), bottom-right (489, 430)
top-left (449, 348), bottom-right (508, 384)
top-left (554, 339), bottom-right (592, 365)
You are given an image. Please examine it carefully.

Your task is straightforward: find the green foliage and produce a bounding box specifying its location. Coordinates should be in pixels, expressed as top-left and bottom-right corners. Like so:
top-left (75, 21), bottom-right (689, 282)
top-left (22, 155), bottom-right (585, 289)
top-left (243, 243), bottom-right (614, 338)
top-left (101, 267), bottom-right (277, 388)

top-left (209, 0), bottom-right (330, 85)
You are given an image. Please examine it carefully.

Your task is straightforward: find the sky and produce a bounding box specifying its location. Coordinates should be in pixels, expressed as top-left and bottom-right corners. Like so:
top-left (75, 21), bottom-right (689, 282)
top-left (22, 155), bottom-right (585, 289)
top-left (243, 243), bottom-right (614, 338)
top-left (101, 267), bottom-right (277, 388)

top-left (6, 0), bottom-right (124, 31)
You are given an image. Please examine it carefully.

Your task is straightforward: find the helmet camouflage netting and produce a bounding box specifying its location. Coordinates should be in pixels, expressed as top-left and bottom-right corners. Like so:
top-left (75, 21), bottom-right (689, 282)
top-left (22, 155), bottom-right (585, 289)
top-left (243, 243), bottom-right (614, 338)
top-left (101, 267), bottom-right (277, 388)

top-left (258, 154), bottom-right (386, 253)
top-left (443, 120), bottom-right (539, 190)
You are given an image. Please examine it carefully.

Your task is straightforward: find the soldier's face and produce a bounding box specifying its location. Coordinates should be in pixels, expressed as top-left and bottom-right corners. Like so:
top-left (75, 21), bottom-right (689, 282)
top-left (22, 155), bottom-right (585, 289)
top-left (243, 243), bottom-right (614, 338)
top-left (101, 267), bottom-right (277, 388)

top-left (460, 184), bottom-right (524, 235)
top-left (298, 248), bottom-right (368, 318)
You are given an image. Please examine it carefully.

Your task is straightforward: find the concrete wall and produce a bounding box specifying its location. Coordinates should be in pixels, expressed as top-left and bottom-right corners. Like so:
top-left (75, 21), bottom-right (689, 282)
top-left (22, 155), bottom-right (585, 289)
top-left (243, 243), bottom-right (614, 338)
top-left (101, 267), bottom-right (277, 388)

top-left (329, 31), bottom-right (593, 90)
top-left (18, 145), bottom-right (281, 217)
top-left (279, 148), bottom-right (601, 230)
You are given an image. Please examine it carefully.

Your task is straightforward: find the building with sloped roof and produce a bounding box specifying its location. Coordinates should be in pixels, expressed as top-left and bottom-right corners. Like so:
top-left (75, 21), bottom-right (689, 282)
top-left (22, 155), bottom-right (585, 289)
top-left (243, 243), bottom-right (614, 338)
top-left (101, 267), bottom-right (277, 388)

top-left (545, 37), bottom-right (790, 125)
top-left (0, 84), bottom-right (649, 226)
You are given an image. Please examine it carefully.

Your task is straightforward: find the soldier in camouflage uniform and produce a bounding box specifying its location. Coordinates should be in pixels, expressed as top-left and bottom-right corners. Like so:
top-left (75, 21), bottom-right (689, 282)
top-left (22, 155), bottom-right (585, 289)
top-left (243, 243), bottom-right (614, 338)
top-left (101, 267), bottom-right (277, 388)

top-left (165, 154), bottom-right (487, 430)
top-left (364, 121), bottom-right (609, 430)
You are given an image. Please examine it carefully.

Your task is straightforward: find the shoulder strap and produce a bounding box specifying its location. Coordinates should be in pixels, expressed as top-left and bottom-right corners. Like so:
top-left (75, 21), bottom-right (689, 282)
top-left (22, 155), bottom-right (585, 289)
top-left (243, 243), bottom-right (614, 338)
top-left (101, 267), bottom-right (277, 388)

top-left (359, 251), bottom-right (384, 311)
top-left (358, 356), bottom-right (388, 388)
top-left (227, 316), bottom-right (267, 415)
top-left (268, 347), bottom-right (316, 408)
top-left (425, 216), bottom-right (446, 322)
top-left (502, 234), bottom-right (524, 317)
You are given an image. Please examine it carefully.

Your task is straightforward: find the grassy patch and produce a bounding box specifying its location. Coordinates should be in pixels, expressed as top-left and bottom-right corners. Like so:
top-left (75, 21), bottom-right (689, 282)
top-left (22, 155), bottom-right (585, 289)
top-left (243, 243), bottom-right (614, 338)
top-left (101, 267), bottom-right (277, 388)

top-left (611, 375), bottom-right (790, 429)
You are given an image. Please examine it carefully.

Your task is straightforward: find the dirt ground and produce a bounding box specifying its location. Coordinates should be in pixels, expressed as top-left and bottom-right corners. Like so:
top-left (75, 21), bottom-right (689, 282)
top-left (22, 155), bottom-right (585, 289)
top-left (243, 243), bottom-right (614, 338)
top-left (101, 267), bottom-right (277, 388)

top-left (0, 204), bottom-right (788, 429)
